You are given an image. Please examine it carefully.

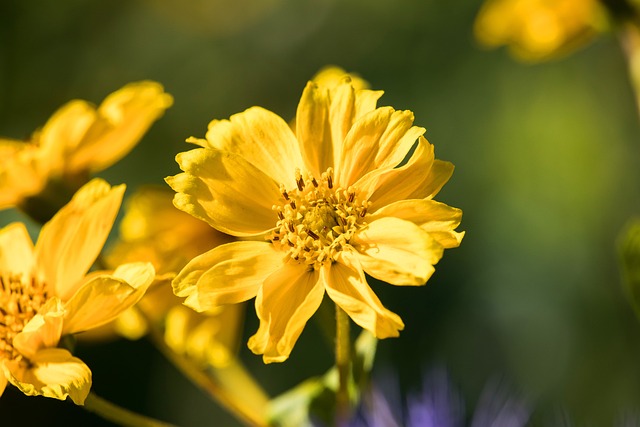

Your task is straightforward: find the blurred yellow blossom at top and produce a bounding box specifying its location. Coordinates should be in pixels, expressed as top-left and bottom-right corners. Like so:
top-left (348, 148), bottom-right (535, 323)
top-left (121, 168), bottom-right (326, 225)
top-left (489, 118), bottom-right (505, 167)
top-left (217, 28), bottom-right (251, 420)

top-left (0, 81), bottom-right (173, 219)
top-left (167, 69), bottom-right (464, 363)
top-left (0, 178), bottom-right (154, 404)
top-left (474, 0), bottom-right (608, 62)
top-left (106, 186), bottom-right (243, 368)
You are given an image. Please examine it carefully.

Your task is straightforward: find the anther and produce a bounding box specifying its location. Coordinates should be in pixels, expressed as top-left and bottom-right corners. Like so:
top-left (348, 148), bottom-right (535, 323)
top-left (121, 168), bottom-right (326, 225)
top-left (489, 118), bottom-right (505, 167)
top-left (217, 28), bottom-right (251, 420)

top-left (290, 200), bottom-right (297, 210)
top-left (348, 191), bottom-right (355, 203)
top-left (307, 230), bottom-right (319, 240)
top-left (311, 177), bottom-right (318, 187)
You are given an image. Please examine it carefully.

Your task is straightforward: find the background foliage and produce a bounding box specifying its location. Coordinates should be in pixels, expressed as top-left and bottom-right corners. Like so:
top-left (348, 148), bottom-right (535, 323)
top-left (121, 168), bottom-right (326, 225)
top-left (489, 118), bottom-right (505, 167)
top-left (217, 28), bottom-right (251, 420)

top-left (2, 0), bottom-right (640, 425)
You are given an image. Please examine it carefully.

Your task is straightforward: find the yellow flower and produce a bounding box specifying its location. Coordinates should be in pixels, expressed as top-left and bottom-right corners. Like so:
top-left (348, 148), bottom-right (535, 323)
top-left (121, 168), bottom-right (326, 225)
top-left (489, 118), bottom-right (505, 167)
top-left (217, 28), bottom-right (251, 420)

top-left (0, 179), bottom-right (154, 404)
top-left (474, 0), bottom-right (608, 61)
top-left (0, 81), bottom-right (173, 215)
top-left (167, 72), bottom-right (464, 363)
top-left (106, 186), bottom-right (242, 367)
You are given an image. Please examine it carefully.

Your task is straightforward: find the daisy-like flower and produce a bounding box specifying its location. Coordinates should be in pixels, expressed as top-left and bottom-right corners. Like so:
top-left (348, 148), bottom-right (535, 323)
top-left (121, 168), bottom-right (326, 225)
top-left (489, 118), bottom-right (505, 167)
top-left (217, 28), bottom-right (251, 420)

top-left (105, 186), bottom-right (242, 368)
top-left (167, 72), bottom-right (464, 363)
top-left (474, 0), bottom-right (608, 62)
top-left (0, 81), bottom-right (173, 219)
top-left (0, 178), bottom-right (154, 404)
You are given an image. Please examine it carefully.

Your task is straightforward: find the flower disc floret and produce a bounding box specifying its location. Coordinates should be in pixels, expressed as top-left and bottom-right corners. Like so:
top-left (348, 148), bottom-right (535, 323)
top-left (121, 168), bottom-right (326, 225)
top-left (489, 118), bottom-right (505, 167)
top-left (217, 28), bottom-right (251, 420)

top-left (0, 275), bottom-right (48, 361)
top-left (271, 168), bottom-right (370, 270)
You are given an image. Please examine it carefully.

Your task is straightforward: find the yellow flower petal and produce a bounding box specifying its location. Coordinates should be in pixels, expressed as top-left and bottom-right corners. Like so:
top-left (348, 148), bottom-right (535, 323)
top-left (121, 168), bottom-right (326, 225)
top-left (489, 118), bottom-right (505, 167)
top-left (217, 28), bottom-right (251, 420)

top-left (311, 66), bottom-right (370, 91)
top-left (4, 348), bottom-right (91, 405)
top-left (165, 304), bottom-right (243, 368)
top-left (324, 254), bottom-right (404, 338)
top-left (204, 106), bottom-right (304, 186)
top-left (369, 199), bottom-right (465, 249)
top-left (167, 148), bottom-right (281, 236)
top-left (352, 217), bottom-right (443, 286)
top-left (356, 136), bottom-right (435, 209)
top-left (0, 222), bottom-right (35, 279)
top-left (248, 263), bottom-right (324, 363)
top-left (173, 241), bottom-right (283, 311)
top-left (13, 297), bottom-right (65, 359)
top-left (62, 262), bottom-right (155, 335)
top-left (38, 100), bottom-right (98, 170)
top-left (0, 139), bottom-right (48, 208)
top-left (65, 81), bottom-right (173, 173)
top-left (336, 108), bottom-right (424, 187)
top-left (296, 82), bottom-right (333, 177)
top-left (34, 178), bottom-right (125, 301)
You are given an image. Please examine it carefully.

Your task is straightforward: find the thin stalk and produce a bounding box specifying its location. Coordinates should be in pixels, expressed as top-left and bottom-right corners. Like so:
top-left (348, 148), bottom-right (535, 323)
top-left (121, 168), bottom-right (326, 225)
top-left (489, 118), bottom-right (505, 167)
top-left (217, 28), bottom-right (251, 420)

top-left (335, 304), bottom-right (351, 423)
top-left (83, 392), bottom-right (177, 427)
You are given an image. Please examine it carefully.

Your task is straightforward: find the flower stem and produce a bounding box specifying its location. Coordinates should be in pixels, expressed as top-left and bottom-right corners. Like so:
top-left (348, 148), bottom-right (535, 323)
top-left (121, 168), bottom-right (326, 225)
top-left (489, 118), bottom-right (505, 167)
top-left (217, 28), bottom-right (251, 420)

top-left (83, 392), bottom-right (177, 427)
top-left (146, 320), bottom-right (269, 427)
top-left (335, 304), bottom-right (351, 422)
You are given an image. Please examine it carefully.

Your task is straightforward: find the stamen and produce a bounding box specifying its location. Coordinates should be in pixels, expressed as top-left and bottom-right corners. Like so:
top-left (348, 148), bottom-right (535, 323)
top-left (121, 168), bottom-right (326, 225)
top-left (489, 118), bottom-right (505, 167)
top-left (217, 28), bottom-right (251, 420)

top-left (270, 167), bottom-right (368, 270)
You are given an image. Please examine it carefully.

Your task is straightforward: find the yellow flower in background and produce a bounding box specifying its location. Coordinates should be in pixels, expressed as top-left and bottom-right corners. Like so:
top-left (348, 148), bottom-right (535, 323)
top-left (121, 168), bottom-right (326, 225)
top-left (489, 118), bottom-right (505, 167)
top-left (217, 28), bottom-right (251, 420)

top-left (167, 70), bottom-right (464, 363)
top-left (0, 179), bottom-right (154, 404)
top-left (0, 81), bottom-right (173, 216)
top-left (106, 186), bottom-right (242, 368)
top-left (474, 0), bottom-right (608, 62)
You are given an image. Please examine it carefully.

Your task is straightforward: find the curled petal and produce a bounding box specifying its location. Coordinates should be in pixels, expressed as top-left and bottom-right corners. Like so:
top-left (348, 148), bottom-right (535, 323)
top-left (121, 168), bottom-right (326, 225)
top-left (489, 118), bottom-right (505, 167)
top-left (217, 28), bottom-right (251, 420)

top-left (35, 178), bottom-right (125, 301)
top-left (167, 148), bottom-right (281, 237)
top-left (65, 81), bottom-right (173, 173)
top-left (356, 136), bottom-right (437, 209)
top-left (248, 263), bottom-right (324, 363)
top-left (173, 241), bottom-right (284, 311)
top-left (204, 107), bottom-right (304, 186)
top-left (324, 254), bottom-right (404, 338)
top-left (352, 217), bottom-right (443, 286)
top-left (337, 108), bottom-right (424, 187)
top-left (4, 348), bottom-right (91, 405)
top-left (62, 262), bottom-right (155, 335)
top-left (13, 298), bottom-right (65, 359)
top-left (369, 199), bottom-right (464, 249)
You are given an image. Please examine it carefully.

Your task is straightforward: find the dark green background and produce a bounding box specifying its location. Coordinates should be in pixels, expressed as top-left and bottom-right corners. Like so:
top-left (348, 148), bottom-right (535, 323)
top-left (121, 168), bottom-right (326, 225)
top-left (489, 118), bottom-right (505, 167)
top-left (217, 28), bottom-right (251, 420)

top-left (2, 0), bottom-right (640, 425)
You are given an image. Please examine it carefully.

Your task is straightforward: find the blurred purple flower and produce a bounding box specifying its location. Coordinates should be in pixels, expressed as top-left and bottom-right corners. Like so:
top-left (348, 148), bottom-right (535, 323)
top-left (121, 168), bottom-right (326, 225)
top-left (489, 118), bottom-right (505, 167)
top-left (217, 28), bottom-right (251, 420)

top-left (349, 368), bottom-right (530, 427)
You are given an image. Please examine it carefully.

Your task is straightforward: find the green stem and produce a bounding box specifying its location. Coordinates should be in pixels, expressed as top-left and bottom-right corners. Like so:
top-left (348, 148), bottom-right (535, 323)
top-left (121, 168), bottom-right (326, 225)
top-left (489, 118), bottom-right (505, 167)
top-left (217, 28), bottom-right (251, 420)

top-left (145, 320), bottom-right (269, 427)
top-left (335, 304), bottom-right (351, 422)
top-left (83, 392), bottom-right (177, 427)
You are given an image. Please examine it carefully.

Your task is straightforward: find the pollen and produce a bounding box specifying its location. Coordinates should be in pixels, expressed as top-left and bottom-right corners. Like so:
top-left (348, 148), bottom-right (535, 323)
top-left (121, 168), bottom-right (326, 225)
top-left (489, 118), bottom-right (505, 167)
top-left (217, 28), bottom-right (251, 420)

top-left (0, 274), bottom-right (48, 361)
top-left (270, 168), bottom-right (370, 270)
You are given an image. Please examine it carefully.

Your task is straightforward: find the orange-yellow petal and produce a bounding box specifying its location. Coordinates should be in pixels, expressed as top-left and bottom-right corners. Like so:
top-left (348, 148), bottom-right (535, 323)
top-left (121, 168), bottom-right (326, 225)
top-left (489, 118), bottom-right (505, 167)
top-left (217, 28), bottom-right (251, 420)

top-left (296, 82), bottom-right (332, 177)
top-left (62, 262), bottom-right (155, 335)
top-left (369, 199), bottom-right (464, 249)
top-left (0, 222), bottom-right (35, 279)
top-left (351, 217), bottom-right (443, 286)
top-left (324, 253), bottom-right (404, 338)
top-left (167, 148), bottom-right (280, 237)
top-left (204, 107), bottom-right (304, 186)
top-left (173, 241), bottom-right (284, 311)
top-left (355, 136), bottom-right (435, 209)
top-left (0, 139), bottom-right (48, 208)
top-left (4, 348), bottom-right (91, 405)
top-left (336, 108), bottom-right (424, 187)
top-left (34, 178), bottom-right (125, 301)
top-left (66, 81), bottom-right (173, 173)
top-left (248, 263), bottom-right (324, 363)
top-left (0, 370), bottom-right (7, 397)
top-left (13, 298), bottom-right (65, 359)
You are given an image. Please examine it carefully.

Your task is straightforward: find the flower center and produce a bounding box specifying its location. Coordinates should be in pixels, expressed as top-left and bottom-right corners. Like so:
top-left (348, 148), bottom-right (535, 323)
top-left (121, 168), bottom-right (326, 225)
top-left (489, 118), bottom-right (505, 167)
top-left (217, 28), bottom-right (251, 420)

top-left (0, 274), bottom-right (48, 361)
top-left (270, 168), bottom-right (369, 270)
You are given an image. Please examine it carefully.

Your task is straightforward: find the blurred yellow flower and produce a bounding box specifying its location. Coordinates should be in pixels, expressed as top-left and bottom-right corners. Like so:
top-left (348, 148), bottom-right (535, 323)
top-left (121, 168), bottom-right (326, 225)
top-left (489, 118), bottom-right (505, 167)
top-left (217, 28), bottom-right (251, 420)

top-left (167, 71), bottom-right (464, 363)
top-left (474, 0), bottom-right (608, 61)
top-left (106, 186), bottom-right (242, 368)
top-left (0, 179), bottom-right (154, 404)
top-left (0, 81), bottom-right (173, 217)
